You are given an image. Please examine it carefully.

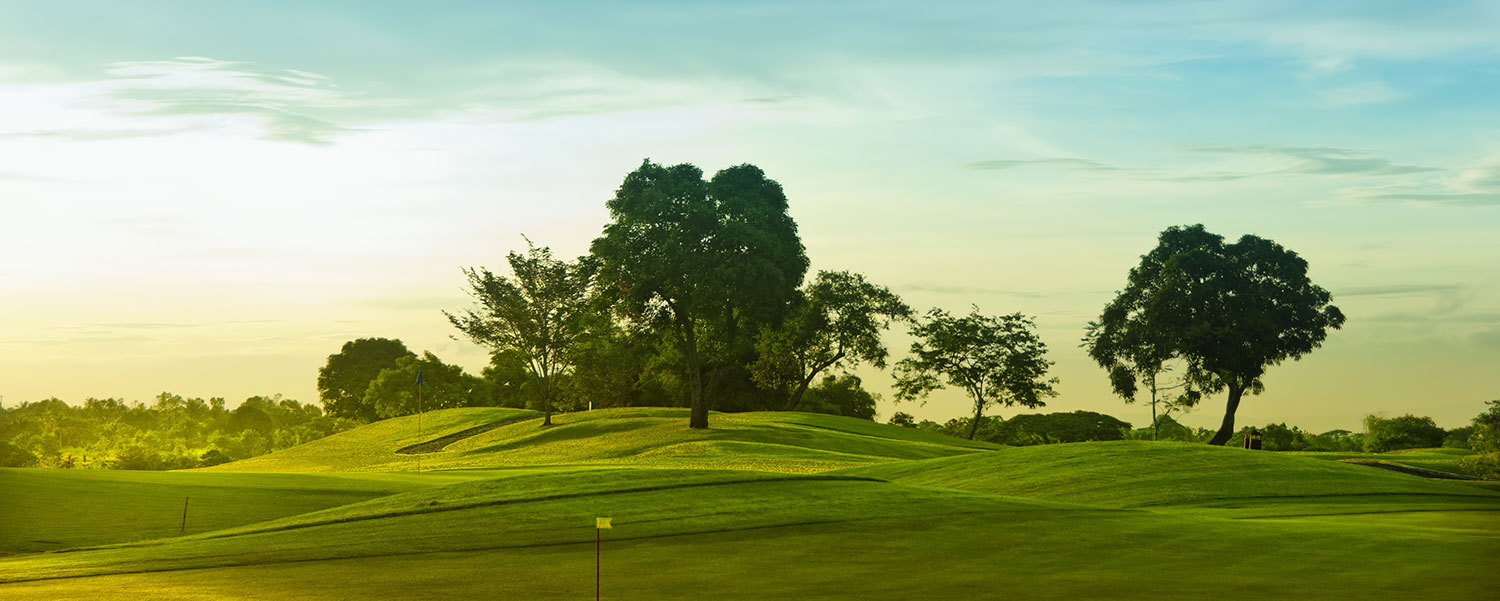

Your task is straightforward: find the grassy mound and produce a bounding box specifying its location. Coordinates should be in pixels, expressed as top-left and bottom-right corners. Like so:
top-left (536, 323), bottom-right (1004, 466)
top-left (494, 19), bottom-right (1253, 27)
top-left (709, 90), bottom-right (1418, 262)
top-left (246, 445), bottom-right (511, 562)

top-left (213, 408), bottom-right (997, 474)
top-left (204, 407), bottom-right (537, 472)
top-left (838, 441), bottom-right (1500, 516)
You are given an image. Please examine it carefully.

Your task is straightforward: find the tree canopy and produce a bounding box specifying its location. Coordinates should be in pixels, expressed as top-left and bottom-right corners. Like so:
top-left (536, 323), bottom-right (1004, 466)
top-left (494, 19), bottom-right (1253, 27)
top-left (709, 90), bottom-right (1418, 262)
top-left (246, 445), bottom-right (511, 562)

top-left (892, 307), bottom-right (1058, 440)
top-left (1086, 224), bottom-right (1345, 445)
top-left (317, 338), bottom-right (415, 421)
top-left (365, 352), bottom-right (491, 419)
top-left (752, 270), bottom-right (912, 410)
top-left (591, 159), bottom-right (808, 429)
top-left (447, 240), bottom-right (594, 425)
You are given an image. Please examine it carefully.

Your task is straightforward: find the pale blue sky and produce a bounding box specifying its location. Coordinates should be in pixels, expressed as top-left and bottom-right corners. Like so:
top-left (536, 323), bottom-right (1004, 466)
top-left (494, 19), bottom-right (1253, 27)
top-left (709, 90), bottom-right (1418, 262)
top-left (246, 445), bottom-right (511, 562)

top-left (0, 1), bottom-right (1497, 430)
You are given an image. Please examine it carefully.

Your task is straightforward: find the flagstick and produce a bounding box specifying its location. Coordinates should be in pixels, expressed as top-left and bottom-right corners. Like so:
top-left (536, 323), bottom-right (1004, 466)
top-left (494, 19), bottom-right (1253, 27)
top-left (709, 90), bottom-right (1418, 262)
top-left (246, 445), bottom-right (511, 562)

top-left (596, 526), bottom-right (601, 601)
top-left (416, 373), bottom-right (423, 475)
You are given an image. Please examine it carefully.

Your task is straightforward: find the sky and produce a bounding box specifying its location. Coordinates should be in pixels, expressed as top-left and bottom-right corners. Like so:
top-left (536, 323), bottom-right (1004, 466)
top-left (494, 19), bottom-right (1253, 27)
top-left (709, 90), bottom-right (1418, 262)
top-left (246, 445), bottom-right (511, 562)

top-left (0, 0), bottom-right (1497, 432)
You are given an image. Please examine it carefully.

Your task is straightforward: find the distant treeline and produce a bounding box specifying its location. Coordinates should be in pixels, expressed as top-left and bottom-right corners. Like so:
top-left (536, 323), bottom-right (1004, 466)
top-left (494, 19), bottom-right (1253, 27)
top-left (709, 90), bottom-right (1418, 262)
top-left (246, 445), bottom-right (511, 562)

top-left (0, 393), bottom-right (359, 469)
top-left (888, 402), bottom-right (1500, 478)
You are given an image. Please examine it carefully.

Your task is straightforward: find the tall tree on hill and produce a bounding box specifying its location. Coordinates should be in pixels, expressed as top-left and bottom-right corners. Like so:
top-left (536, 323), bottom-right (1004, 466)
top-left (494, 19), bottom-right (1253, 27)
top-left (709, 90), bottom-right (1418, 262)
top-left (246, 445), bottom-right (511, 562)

top-left (752, 270), bottom-right (913, 410)
top-left (591, 159), bottom-right (808, 429)
top-left (447, 240), bottom-right (594, 426)
top-left (892, 307), bottom-right (1058, 440)
top-left (317, 338), bottom-right (414, 421)
top-left (1087, 224), bottom-right (1345, 446)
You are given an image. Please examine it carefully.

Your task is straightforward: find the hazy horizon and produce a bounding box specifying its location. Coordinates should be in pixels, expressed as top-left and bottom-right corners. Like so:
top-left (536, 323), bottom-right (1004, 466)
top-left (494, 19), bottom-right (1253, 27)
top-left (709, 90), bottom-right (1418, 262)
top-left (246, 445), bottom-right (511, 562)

top-left (2, 1), bottom-right (1497, 432)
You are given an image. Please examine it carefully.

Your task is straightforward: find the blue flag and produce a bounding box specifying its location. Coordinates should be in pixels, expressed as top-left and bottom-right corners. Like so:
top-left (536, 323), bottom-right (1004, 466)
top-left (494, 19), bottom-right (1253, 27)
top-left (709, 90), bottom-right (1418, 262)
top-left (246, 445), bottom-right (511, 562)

top-left (416, 369), bottom-right (423, 386)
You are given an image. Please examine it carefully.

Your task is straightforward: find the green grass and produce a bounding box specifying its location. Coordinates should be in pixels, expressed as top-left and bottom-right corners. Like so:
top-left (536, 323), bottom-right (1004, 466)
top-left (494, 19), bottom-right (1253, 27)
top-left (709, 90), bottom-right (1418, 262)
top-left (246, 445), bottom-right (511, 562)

top-left (3, 414), bottom-right (1497, 600)
top-left (1291, 447), bottom-right (1478, 476)
top-left (0, 468), bottom-right (500, 554)
top-left (214, 407), bottom-right (997, 474)
top-left (205, 407), bottom-right (537, 472)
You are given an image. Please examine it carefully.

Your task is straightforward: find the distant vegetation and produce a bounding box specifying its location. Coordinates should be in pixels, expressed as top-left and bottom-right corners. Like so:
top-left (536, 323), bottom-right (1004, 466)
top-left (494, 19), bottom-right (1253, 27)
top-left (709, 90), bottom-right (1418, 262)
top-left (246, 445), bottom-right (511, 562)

top-left (0, 394), bottom-right (357, 469)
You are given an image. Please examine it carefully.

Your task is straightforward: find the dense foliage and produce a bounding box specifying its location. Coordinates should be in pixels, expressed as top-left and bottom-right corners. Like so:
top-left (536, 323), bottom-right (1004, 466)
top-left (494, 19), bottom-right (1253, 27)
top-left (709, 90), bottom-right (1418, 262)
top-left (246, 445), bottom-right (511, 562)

top-left (1085, 225), bottom-right (1345, 445)
top-left (0, 393), bottom-right (358, 469)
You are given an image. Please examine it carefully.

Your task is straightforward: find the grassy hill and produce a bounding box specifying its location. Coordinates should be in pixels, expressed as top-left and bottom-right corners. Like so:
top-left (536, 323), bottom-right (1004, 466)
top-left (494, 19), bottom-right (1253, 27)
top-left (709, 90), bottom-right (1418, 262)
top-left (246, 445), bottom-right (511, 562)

top-left (3, 411), bottom-right (1497, 600)
top-left (212, 407), bottom-right (998, 473)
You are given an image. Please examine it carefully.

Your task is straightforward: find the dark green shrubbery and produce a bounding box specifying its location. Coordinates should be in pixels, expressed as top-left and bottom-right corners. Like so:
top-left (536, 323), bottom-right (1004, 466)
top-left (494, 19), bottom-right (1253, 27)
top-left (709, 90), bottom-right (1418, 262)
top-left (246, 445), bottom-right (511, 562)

top-left (0, 440), bottom-right (38, 467)
top-left (1363, 414), bottom-right (1445, 452)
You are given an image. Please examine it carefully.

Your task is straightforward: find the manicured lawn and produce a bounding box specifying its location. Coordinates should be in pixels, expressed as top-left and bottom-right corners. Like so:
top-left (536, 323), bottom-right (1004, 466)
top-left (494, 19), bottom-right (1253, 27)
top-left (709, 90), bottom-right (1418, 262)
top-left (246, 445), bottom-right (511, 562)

top-left (2, 414), bottom-right (1496, 600)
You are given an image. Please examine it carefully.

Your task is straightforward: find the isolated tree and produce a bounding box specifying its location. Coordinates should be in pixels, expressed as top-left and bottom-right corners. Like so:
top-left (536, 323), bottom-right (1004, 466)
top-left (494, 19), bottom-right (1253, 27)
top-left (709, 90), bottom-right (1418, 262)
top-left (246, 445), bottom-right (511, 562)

top-left (447, 241), bottom-right (594, 425)
top-left (1090, 225), bottom-right (1345, 446)
top-left (591, 160), bottom-right (807, 429)
top-left (892, 307), bottom-right (1058, 440)
top-left (317, 338), bottom-right (414, 421)
top-left (752, 270), bottom-right (913, 410)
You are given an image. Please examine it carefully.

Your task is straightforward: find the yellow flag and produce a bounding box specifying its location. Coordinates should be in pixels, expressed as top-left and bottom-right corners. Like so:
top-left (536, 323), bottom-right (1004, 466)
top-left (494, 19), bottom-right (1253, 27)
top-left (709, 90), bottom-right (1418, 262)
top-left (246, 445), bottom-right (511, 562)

top-left (596, 517), bottom-right (612, 529)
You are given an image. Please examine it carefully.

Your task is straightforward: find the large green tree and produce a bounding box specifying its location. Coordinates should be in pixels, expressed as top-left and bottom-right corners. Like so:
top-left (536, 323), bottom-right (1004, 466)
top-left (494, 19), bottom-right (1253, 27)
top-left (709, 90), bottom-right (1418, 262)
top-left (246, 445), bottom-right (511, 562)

top-left (447, 241), bottom-right (594, 426)
top-left (365, 352), bottom-right (491, 419)
top-left (892, 307), bottom-right (1058, 440)
top-left (591, 160), bottom-right (808, 429)
top-left (317, 338), bottom-right (414, 421)
top-left (1088, 224), bottom-right (1345, 446)
top-left (752, 270), bottom-right (913, 411)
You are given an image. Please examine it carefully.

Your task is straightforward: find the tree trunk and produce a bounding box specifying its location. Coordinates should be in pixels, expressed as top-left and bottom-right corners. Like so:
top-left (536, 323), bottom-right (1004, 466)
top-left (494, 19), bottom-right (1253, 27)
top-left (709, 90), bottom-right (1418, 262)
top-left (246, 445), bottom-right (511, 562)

top-left (1206, 383), bottom-right (1245, 446)
top-left (785, 352), bottom-right (842, 411)
top-left (968, 406), bottom-right (984, 440)
top-left (683, 325), bottom-right (709, 430)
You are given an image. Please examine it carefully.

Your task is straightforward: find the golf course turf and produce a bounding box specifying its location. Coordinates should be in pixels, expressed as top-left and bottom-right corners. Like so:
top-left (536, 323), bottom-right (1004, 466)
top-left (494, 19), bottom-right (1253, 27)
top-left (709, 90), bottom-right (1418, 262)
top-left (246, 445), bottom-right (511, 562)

top-left (2, 407), bottom-right (1496, 599)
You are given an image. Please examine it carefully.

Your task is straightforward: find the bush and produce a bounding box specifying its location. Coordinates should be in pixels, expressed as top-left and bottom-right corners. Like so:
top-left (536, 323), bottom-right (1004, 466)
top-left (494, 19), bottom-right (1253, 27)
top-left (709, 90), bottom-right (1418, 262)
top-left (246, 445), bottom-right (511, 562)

top-left (799, 374), bottom-right (878, 420)
top-left (1442, 426), bottom-right (1474, 449)
top-left (0, 441), bottom-right (38, 467)
top-left (111, 444), bottom-right (163, 470)
top-left (200, 449), bottom-right (232, 467)
top-left (1363, 414), bottom-right (1445, 452)
top-left (1458, 452), bottom-right (1500, 480)
top-left (1469, 400), bottom-right (1500, 453)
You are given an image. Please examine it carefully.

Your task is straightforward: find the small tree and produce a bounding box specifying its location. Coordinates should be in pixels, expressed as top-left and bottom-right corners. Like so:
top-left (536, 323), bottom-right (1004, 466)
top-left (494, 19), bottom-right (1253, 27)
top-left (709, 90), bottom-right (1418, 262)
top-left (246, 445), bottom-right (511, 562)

top-left (1469, 400), bottom-right (1500, 453)
top-left (447, 240), bottom-right (594, 426)
top-left (892, 307), bottom-right (1058, 440)
top-left (752, 270), bottom-right (913, 411)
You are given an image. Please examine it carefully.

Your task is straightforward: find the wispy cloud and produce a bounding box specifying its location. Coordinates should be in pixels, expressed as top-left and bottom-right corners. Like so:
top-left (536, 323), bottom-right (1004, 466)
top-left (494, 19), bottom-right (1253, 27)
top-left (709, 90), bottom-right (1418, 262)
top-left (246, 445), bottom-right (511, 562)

top-left (102, 57), bottom-right (353, 144)
top-left (1313, 81), bottom-right (1407, 107)
top-left (965, 158), bottom-right (1126, 172)
top-left (1188, 145), bottom-right (1436, 176)
top-left (1336, 153), bottom-right (1500, 207)
top-left (967, 145), bottom-right (1437, 184)
top-left (1336, 284), bottom-right (1463, 297)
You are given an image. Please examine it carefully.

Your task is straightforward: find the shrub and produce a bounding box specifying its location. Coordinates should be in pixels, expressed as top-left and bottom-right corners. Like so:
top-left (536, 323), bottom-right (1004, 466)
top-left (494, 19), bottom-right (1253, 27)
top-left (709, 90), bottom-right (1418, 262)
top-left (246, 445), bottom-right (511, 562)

top-left (1458, 452), bottom-right (1500, 480)
top-left (200, 449), bottom-right (232, 467)
top-left (1363, 414), bottom-right (1445, 452)
top-left (111, 444), bottom-right (163, 470)
top-left (0, 441), bottom-right (38, 467)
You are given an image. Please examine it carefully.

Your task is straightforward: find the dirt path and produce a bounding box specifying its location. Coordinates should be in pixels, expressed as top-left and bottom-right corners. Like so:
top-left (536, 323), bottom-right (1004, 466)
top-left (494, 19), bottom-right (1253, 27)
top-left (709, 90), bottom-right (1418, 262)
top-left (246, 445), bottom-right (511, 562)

top-left (1339, 458), bottom-right (1481, 481)
top-left (395, 412), bottom-right (541, 455)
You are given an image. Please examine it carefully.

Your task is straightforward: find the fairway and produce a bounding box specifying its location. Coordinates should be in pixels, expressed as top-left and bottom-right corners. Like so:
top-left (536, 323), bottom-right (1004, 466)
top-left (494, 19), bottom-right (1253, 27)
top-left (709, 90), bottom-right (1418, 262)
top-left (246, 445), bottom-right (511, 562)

top-left (2, 409), bottom-right (1497, 599)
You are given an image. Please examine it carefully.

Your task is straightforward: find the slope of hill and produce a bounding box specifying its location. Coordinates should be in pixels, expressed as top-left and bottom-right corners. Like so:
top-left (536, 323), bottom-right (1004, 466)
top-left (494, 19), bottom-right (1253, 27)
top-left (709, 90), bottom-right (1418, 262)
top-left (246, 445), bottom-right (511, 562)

top-left (210, 408), bottom-right (999, 474)
top-left (837, 441), bottom-right (1500, 518)
top-left (4, 414), bottom-right (1497, 600)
